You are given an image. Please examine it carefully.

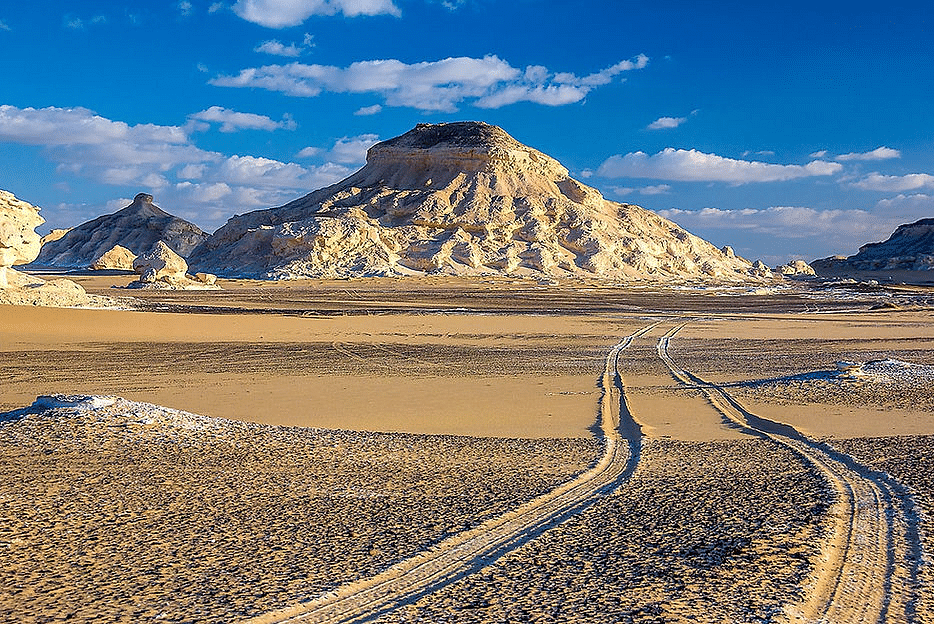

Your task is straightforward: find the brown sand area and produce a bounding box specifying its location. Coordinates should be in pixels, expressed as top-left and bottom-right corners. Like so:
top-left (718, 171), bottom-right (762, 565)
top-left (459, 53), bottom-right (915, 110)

top-left (2, 278), bottom-right (934, 623)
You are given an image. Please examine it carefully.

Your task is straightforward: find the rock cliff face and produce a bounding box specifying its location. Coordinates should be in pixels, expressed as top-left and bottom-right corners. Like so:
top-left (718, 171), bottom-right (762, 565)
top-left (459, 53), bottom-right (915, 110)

top-left (813, 218), bottom-right (934, 275)
top-left (33, 193), bottom-right (207, 268)
top-left (0, 190), bottom-right (94, 306)
top-left (189, 122), bottom-right (756, 281)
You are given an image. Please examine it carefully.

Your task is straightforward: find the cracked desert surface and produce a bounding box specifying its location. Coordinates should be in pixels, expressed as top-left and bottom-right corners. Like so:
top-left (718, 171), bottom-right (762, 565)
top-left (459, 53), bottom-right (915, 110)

top-left (2, 276), bottom-right (933, 623)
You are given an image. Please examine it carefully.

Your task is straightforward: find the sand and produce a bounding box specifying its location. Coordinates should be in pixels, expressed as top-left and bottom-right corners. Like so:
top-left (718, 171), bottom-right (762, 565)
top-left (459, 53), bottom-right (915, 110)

top-left (2, 277), bottom-right (934, 623)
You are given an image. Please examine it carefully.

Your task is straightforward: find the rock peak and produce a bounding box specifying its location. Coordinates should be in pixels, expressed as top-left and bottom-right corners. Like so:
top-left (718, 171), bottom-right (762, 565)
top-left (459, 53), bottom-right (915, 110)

top-left (373, 122), bottom-right (521, 152)
top-left (133, 192), bottom-right (154, 204)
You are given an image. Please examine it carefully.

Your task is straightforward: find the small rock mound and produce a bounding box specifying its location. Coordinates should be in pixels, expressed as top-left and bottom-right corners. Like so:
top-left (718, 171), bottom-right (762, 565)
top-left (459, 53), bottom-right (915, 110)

top-left (90, 245), bottom-right (137, 271)
top-left (32, 193), bottom-right (207, 268)
top-left (775, 259), bottom-right (816, 277)
top-left (127, 241), bottom-right (219, 290)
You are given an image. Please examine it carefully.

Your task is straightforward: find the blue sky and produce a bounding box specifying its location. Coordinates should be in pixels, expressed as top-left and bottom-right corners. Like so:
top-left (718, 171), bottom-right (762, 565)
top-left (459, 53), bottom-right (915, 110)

top-left (1, 0), bottom-right (932, 264)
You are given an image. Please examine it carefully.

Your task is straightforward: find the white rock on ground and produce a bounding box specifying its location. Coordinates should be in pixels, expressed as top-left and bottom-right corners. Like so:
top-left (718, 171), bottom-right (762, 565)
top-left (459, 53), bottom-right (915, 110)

top-left (775, 259), bottom-right (816, 276)
top-left (188, 122), bottom-right (761, 282)
top-left (90, 245), bottom-right (137, 271)
top-left (128, 241), bottom-right (219, 290)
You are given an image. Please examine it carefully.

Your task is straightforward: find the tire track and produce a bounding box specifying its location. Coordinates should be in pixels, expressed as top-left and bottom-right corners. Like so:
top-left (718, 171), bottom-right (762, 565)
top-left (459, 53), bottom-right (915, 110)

top-left (243, 323), bottom-right (655, 624)
top-left (657, 323), bottom-right (922, 624)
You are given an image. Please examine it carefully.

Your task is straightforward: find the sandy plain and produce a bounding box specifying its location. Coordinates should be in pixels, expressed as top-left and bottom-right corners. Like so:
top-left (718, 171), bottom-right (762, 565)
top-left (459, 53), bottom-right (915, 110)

top-left (1, 274), bottom-right (933, 623)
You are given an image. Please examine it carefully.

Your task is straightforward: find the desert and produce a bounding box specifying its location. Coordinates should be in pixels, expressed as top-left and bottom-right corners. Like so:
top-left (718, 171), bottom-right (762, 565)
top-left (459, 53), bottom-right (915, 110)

top-left (2, 25), bottom-right (934, 617)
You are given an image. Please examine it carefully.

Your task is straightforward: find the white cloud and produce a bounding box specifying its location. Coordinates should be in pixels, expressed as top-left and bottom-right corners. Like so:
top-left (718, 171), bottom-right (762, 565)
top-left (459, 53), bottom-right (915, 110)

top-left (597, 148), bottom-right (843, 183)
top-left (178, 164), bottom-right (206, 179)
top-left (209, 2), bottom-right (225, 13)
top-left (63, 14), bottom-right (106, 29)
top-left (178, 1), bottom-right (193, 16)
top-left (658, 206), bottom-right (888, 244)
top-left (809, 149), bottom-right (828, 158)
top-left (189, 106), bottom-right (297, 132)
top-left (354, 104), bottom-right (383, 116)
top-left (255, 40), bottom-right (302, 57)
top-left (212, 54), bottom-right (647, 112)
top-left (232, 0), bottom-right (400, 28)
top-left (647, 116), bottom-right (685, 130)
top-left (639, 184), bottom-right (671, 195)
top-left (836, 146), bottom-right (901, 161)
top-left (874, 193), bottom-right (934, 222)
top-left (0, 19), bottom-right (11, 31)
top-left (296, 146), bottom-right (321, 158)
top-left (853, 172), bottom-right (934, 192)
top-left (327, 134), bottom-right (379, 164)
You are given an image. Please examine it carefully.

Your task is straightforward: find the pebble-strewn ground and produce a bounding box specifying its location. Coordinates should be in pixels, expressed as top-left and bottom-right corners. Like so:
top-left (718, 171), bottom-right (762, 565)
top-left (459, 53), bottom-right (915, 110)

top-left (0, 399), bottom-right (601, 624)
top-left (830, 436), bottom-right (934, 623)
top-left (377, 438), bottom-right (830, 624)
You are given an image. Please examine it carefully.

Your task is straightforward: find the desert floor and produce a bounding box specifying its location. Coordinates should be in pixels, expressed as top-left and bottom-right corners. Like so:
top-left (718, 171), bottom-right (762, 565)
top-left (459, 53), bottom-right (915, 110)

top-left (1, 275), bottom-right (933, 623)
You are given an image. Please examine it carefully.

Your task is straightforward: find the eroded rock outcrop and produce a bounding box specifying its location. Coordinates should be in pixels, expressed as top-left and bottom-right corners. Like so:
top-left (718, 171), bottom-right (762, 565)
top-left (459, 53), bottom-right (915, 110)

top-left (127, 241), bottom-right (218, 289)
top-left (0, 190), bottom-right (96, 306)
top-left (189, 122), bottom-right (757, 281)
top-left (775, 259), bottom-right (816, 277)
top-left (33, 193), bottom-right (207, 268)
top-left (813, 219), bottom-right (934, 276)
top-left (90, 245), bottom-right (137, 271)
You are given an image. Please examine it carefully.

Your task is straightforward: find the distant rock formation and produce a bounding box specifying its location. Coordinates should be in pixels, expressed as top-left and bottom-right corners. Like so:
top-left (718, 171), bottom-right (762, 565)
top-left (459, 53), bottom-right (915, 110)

top-left (90, 245), bottom-right (137, 271)
top-left (0, 190), bottom-right (95, 306)
top-left (813, 218), bottom-right (934, 277)
top-left (775, 259), bottom-right (816, 277)
top-left (32, 193), bottom-right (207, 268)
top-left (40, 228), bottom-right (70, 246)
top-left (189, 122), bottom-right (758, 281)
top-left (127, 241), bottom-right (218, 290)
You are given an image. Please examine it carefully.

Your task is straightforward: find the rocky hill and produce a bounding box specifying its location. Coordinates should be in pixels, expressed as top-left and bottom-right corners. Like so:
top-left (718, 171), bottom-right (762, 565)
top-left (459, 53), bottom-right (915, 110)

top-left (32, 193), bottom-right (207, 268)
top-left (813, 218), bottom-right (934, 276)
top-left (189, 122), bottom-right (757, 281)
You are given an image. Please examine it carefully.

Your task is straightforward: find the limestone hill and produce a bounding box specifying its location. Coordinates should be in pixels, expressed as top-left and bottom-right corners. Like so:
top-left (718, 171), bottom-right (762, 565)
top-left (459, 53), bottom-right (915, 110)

top-left (33, 193), bottom-right (207, 268)
top-left (189, 122), bottom-right (757, 281)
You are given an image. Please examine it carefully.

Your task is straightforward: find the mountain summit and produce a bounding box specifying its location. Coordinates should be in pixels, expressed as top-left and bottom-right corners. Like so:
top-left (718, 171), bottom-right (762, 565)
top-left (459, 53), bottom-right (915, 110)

top-left (33, 193), bottom-right (207, 268)
top-left (189, 122), bottom-right (757, 280)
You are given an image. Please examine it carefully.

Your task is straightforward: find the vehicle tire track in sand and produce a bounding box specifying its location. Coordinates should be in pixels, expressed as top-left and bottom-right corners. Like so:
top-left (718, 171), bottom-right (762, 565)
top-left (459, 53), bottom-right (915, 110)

top-left (657, 323), bottom-right (922, 624)
top-left (243, 324), bottom-right (655, 624)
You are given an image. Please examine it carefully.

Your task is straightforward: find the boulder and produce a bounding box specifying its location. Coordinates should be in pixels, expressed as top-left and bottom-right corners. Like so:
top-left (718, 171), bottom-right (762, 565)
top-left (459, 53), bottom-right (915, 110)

top-left (90, 245), bottom-right (137, 271)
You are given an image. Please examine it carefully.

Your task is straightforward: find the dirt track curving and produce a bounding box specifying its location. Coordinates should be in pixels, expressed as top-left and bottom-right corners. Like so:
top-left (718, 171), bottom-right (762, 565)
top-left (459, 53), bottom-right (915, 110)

top-left (657, 323), bottom-right (923, 624)
top-left (244, 325), bottom-right (655, 624)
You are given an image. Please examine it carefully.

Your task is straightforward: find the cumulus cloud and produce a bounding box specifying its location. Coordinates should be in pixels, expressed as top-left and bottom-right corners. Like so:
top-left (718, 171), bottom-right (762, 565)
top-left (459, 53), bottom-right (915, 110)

top-left (354, 104), bottom-right (382, 116)
top-left (295, 134), bottom-right (379, 164)
top-left (835, 146), bottom-right (901, 161)
top-left (657, 206), bottom-right (889, 246)
top-left (254, 40), bottom-right (302, 57)
top-left (211, 54), bottom-right (648, 112)
top-left (647, 116), bottom-right (685, 130)
top-left (189, 106), bottom-right (297, 132)
top-left (232, 0), bottom-right (400, 28)
top-left (0, 104), bottom-right (357, 230)
top-left (852, 172), bottom-right (934, 192)
top-left (597, 148), bottom-right (843, 184)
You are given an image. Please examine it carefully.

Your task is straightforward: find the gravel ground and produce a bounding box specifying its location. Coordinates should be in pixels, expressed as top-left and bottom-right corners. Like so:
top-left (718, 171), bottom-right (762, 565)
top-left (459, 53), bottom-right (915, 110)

top-left (377, 438), bottom-right (830, 624)
top-left (829, 435), bottom-right (934, 623)
top-left (0, 398), bottom-right (601, 624)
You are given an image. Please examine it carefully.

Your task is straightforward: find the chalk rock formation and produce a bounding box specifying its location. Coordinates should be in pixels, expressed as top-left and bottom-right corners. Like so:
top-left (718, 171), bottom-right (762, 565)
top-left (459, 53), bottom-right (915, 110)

top-left (189, 122), bottom-right (757, 281)
top-left (33, 193), bottom-right (207, 268)
top-left (813, 219), bottom-right (934, 276)
top-left (775, 259), bottom-right (816, 277)
top-left (90, 245), bottom-right (137, 271)
top-left (0, 190), bottom-right (96, 306)
top-left (0, 189), bottom-right (44, 284)
top-left (127, 241), bottom-right (218, 289)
